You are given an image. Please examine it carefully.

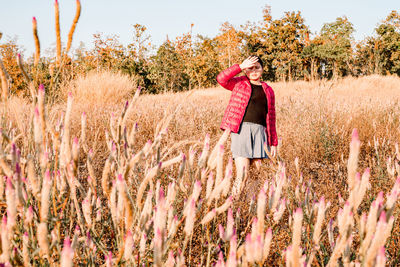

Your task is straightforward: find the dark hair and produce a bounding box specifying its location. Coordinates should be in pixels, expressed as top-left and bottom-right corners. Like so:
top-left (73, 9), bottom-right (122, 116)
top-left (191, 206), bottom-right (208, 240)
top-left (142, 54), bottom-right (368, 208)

top-left (253, 55), bottom-right (264, 69)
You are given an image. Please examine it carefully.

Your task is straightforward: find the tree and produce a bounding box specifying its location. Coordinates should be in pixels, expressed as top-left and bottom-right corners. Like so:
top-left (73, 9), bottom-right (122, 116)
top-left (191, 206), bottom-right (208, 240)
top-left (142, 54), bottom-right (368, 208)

top-left (302, 36), bottom-right (324, 80)
top-left (215, 22), bottom-right (243, 69)
top-left (374, 11), bottom-right (400, 75)
top-left (91, 33), bottom-right (125, 70)
top-left (353, 38), bottom-right (377, 75)
top-left (191, 35), bottom-right (220, 88)
top-left (259, 8), bottom-right (309, 81)
top-left (0, 38), bottom-right (26, 93)
top-left (147, 41), bottom-right (187, 93)
top-left (127, 24), bottom-right (151, 62)
top-left (314, 16), bottom-right (355, 79)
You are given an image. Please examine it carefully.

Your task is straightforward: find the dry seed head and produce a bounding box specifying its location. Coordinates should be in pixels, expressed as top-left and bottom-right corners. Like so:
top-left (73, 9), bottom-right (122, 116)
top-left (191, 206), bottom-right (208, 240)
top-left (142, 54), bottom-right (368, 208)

top-left (184, 180), bottom-right (201, 216)
top-left (101, 157), bottom-right (112, 197)
top-left (71, 226), bottom-right (80, 250)
top-left (38, 85), bottom-right (46, 143)
top-left (82, 198), bottom-right (92, 227)
top-left (66, 0), bottom-right (81, 53)
top-left (375, 246), bottom-right (386, 267)
top-left (386, 177), bottom-right (400, 210)
top-left (218, 224), bottom-right (225, 241)
top-left (360, 195), bottom-right (382, 255)
top-left (139, 233), bottom-right (147, 258)
top-left (136, 162), bottom-right (162, 207)
top-left (25, 205), bottom-right (34, 225)
top-left (60, 93), bottom-right (73, 168)
top-left (95, 196), bottom-right (102, 219)
top-left (81, 112), bottom-right (87, 151)
top-left (0, 176), bottom-right (4, 202)
top-left (105, 251), bottom-right (113, 267)
top-left (168, 215), bottom-right (178, 238)
top-left (347, 128), bottom-right (361, 191)
top-left (167, 208), bottom-right (174, 233)
top-left (161, 153), bottom-right (183, 169)
top-left (208, 175), bottom-right (230, 205)
top-left (245, 234), bottom-right (255, 263)
top-left (337, 202), bottom-right (351, 237)
top-left (292, 208), bottom-right (303, 267)
top-left (140, 190), bottom-right (153, 226)
top-left (216, 251), bottom-right (225, 267)
top-left (207, 129), bottom-right (230, 169)
top-left (33, 107), bottom-right (42, 144)
top-left (123, 231), bottom-right (134, 262)
top-left (40, 170), bottom-right (52, 222)
top-left (262, 228), bottom-right (272, 263)
top-left (222, 160), bottom-right (233, 197)
top-left (61, 237), bottom-right (74, 267)
top-left (188, 146), bottom-right (196, 167)
top-left (50, 228), bottom-right (58, 247)
top-left (27, 157), bottom-right (39, 196)
top-left (154, 188), bottom-right (167, 238)
top-left (250, 217), bottom-right (258, 240)
top-left (198, 133), bottom-right (210, 167)
top-left (201, 209), bottom-right (216, 225)
top-left (109, 181), bottom-right (118, 226)
top-left (256, 188), bottom-right (266, 236)
top-left (22, 232), bottom-right (29, 266)
top-left (254, 235), bottom-right (263, 263)
top-left (1, 215), bottom-right (10, 262)
top-left (216, 196), bottom-right (233, 214)
top-left (166, 182), bottom-right (176, 208)
top-left (54, 0), bottom-right (61, 67)
top-left (184, 199), bottom-right (196, 236)
top-left (215, 144), bottom-right (224, 186)
top-left (206, 172), bottom-right (214, 200)
top-left (72, 137), bottom-right (79, 162)
top-left (226, 208), bottom-right (234, 241)
top-left (5, 177), bottom-right (16, 231)
top-left (165, 251), bottom-right (176, 267)
top-left (273, 198), bottom-right (286, 223)
top-left (313, 197), bottom-right (328, 245)
top-left (353, 169), bottom-right (370, 211)
top-left (226, 235), bottom-right (237, 266)
top-left (37, 222), bottom-right (50, 257)
top-left (32, 17), bottom-right (40, 66)
top-left (387, 157), bottom-right (395, 178)
top-left (294, 157), bottom-right (300, 176)
top-left (365, 212), bottom-right (389, 265)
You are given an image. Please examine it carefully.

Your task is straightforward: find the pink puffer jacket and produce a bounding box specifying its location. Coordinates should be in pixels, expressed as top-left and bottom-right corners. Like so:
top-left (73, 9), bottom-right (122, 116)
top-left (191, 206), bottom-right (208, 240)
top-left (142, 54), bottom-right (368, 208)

top-left (217, 64), bottom-right (278, 146)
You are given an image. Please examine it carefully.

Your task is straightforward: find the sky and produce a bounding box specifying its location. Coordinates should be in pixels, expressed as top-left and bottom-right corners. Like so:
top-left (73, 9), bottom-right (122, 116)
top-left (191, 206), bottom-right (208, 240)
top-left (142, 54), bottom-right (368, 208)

top-left (1, 0), bottom-right (399, 56)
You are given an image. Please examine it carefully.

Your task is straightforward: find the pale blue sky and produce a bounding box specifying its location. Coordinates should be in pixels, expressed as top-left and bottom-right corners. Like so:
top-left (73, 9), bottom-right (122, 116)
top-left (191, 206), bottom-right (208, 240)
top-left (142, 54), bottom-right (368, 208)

top-left (1, 0), bottom-right (399, 56)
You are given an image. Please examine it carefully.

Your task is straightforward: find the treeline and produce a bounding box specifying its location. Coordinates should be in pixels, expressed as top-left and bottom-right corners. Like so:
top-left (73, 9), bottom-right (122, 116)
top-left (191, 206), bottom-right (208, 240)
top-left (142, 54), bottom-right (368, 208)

top-left (1, 6), bottom-right (400, 95)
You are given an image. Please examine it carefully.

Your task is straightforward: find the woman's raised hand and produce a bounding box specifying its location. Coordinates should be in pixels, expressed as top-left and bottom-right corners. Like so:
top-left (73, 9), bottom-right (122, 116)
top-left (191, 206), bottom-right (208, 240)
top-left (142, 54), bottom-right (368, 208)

top-left (239, 56), bottom-right (259, 70)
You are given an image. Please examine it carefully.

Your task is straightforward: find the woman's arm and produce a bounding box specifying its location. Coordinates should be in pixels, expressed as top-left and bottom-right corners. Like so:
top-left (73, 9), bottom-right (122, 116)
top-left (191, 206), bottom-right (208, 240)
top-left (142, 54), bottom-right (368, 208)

top-left (216, 64), bottom-right (242, 91)
top-left (267, 86), bottom-right (278, 147)
top-left (216, 56), bottom-right (259, 91)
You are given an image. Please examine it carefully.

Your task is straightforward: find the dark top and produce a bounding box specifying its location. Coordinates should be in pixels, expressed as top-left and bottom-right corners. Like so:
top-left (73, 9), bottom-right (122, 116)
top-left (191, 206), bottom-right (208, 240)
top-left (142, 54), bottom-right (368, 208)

top-left (242, 83), bottom-right (268, 126)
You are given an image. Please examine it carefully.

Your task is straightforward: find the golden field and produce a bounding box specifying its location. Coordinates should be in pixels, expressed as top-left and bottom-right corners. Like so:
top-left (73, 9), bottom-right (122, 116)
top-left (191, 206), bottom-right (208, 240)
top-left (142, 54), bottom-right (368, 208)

top-left (0, 73), bottom-right (400, 266)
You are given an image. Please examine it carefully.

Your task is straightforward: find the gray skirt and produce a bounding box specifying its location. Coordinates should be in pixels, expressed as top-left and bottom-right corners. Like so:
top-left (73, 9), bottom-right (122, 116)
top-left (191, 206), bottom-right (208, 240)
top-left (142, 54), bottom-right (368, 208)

top-left (231, 122), bottom-right (270, 159)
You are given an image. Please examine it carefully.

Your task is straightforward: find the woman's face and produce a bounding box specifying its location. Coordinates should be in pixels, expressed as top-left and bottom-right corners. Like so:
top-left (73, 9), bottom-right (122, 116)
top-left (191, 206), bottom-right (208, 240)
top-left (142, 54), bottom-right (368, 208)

top-left (244, 62), bottom-right (263, 81)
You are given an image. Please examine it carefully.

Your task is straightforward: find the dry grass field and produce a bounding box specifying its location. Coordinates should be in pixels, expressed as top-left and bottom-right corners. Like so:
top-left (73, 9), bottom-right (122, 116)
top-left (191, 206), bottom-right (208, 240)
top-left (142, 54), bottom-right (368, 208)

top-left (0, 72), bottom-right (400, 266)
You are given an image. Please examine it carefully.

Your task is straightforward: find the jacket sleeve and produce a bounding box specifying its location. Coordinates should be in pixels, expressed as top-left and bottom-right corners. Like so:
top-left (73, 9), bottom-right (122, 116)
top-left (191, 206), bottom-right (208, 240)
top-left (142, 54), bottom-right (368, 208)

top-left (268, 87), bottom-right (278, 146)
top-left (216, 64), bottom-right (242, 91)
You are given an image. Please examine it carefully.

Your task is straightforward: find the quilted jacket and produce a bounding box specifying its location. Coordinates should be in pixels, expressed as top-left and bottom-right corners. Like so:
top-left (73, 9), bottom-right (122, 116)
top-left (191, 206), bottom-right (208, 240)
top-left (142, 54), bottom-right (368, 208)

top-left (216, 64), bottom-right (278, 146)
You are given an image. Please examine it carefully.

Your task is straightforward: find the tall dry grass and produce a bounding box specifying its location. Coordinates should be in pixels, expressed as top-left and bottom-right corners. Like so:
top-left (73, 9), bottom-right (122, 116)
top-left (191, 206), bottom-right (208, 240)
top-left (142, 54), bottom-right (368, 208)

top-left (0, 74), bottom-right (399, 265)
top-left (61, 70), bottom-right (138, 106)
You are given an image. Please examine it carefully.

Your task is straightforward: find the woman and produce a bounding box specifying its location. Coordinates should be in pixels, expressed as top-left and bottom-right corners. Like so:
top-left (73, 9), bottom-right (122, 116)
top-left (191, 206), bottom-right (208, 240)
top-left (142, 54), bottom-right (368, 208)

top-left (216, 56), bottom-right (278, 196)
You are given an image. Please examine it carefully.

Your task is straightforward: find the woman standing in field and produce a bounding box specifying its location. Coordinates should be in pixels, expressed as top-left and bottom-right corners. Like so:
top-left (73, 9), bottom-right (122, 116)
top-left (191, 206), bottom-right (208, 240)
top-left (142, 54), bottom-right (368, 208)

top-left (216, 56), bottom-right (278, 196)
